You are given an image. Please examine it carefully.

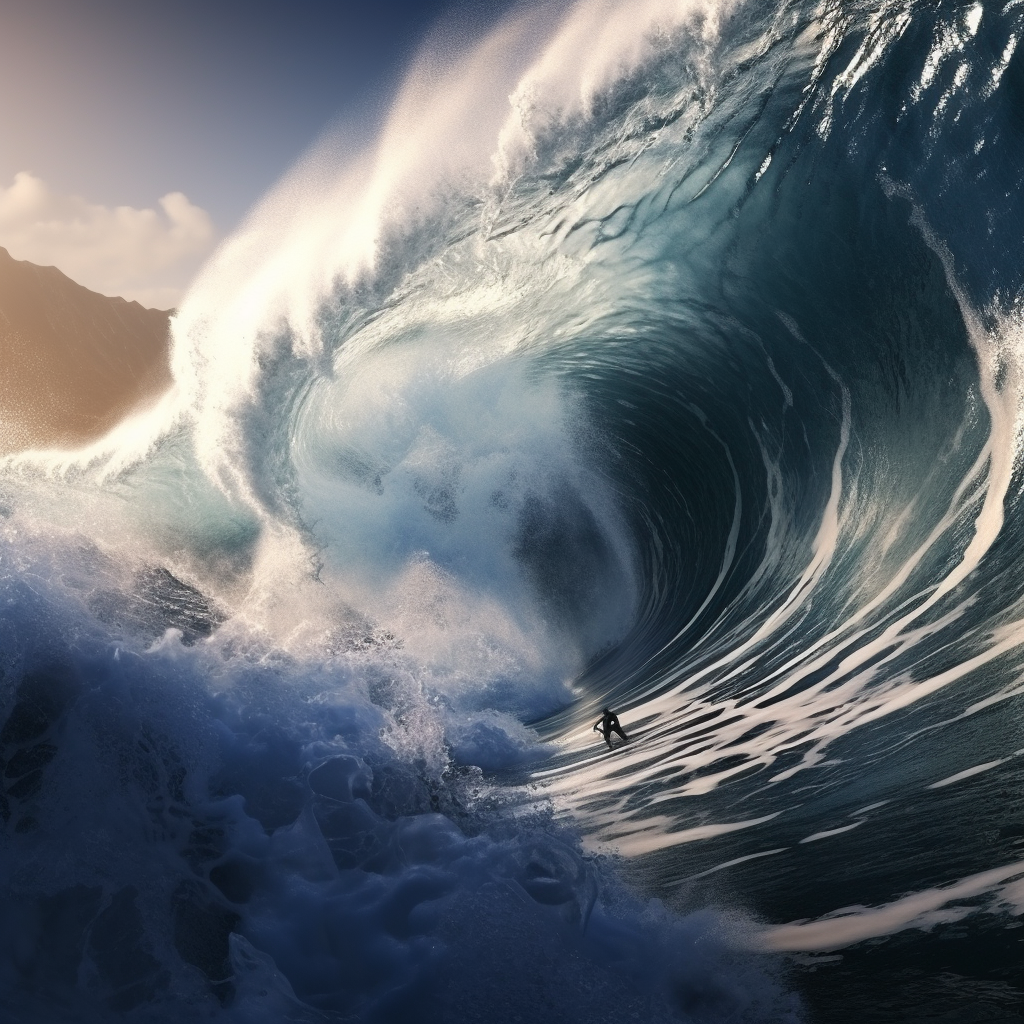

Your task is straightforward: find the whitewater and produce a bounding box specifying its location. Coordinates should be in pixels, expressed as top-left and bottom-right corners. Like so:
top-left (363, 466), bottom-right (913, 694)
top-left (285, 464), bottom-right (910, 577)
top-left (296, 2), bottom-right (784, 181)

top-left (1, 0), bottom-right (1022, 1020)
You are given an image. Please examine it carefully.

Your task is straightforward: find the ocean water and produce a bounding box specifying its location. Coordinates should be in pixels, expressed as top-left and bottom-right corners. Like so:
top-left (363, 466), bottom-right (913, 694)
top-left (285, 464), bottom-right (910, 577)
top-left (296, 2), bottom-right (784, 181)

top-left (1, 0), bottom-right (1023, 1021)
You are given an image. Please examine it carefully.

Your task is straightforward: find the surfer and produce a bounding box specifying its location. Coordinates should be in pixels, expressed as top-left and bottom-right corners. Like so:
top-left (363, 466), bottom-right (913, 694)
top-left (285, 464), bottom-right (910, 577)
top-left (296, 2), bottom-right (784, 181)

top-left (593, 707), bottom-right (629, 748)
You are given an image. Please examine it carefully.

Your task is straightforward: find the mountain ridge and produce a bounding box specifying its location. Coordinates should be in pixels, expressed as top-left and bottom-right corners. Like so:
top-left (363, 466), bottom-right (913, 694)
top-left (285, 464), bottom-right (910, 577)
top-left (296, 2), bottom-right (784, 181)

top-left (0, 246), bottom-right (173, 454)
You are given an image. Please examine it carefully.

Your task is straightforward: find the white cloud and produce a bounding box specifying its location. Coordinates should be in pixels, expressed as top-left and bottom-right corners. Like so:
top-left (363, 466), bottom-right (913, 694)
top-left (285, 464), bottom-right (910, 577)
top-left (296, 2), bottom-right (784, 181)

top-left (0, 172), bottom-right (215, 308)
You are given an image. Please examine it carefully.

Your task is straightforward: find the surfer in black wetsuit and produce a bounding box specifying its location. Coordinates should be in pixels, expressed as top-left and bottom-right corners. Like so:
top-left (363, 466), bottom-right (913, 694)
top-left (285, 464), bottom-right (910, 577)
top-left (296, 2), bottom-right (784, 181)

top-left (593, 707), bottom-right (629, 748)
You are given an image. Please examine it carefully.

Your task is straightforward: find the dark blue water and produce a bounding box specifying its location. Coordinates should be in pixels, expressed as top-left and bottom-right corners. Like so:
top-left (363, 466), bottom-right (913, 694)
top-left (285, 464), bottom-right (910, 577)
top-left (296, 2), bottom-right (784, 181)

top-left (1, 1), bottom-right (1022, 1020)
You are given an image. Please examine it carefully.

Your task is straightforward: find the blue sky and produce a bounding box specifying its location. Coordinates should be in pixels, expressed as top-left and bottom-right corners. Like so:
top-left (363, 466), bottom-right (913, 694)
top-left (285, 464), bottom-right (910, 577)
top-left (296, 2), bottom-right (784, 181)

top-left (0, 0), bottom-right (516, 304)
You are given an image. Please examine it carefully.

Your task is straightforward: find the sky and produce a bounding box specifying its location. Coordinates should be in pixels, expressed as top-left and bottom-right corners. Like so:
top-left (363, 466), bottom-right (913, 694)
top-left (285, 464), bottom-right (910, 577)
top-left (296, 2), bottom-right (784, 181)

top-left (0, 0), bottom-right (516, 307)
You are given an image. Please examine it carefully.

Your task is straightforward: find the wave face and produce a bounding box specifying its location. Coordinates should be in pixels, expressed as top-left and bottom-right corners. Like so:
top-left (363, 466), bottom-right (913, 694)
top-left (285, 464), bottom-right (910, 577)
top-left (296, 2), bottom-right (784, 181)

top-left (2, 0), bottom-right (1023, 1020)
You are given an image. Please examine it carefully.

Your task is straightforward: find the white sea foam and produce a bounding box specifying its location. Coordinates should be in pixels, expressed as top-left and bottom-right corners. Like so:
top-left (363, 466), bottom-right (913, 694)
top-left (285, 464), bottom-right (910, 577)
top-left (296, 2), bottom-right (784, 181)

top-left (759, 858), bottom-right (1024, 951)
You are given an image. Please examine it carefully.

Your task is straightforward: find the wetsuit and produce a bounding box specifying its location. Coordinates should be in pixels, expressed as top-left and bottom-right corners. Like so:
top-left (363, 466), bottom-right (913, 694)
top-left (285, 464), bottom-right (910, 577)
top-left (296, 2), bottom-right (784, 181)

top-left (594, 710), bottom-right (629, 747)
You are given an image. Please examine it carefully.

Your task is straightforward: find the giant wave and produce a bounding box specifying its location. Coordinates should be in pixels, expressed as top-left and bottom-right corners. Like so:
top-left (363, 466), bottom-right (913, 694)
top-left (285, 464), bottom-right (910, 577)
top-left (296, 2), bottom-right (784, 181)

top-left (1, 0), bottom-right (1023, 1021)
